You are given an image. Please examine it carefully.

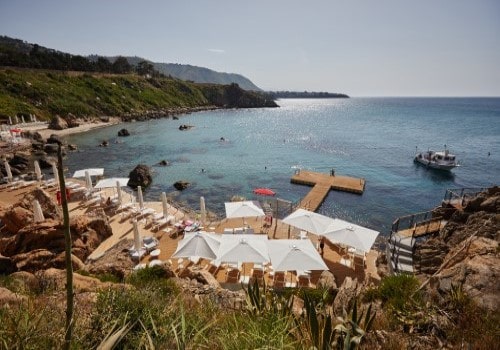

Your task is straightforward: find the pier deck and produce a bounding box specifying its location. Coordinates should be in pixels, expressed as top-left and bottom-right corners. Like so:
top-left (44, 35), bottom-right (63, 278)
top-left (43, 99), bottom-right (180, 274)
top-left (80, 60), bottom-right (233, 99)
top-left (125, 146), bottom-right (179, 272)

top-left (291, 170), bottom-right (365, 211)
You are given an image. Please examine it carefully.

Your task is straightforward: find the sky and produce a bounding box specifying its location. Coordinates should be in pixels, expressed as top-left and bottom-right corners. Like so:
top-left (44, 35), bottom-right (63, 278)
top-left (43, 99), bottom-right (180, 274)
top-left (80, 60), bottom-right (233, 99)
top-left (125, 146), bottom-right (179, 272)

top-left (1, 0), bottom-right (499, 96)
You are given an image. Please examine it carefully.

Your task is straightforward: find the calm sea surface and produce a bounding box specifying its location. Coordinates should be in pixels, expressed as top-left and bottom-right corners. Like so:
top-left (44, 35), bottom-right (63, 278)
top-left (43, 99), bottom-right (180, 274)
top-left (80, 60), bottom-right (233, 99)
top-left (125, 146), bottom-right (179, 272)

top-left (65, 98), bottom-right (500, 234)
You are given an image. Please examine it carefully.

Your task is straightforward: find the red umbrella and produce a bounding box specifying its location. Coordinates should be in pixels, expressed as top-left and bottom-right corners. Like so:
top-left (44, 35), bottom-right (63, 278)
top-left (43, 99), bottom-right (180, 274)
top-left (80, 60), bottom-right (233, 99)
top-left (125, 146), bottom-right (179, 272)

top-left (253, 188), bottom-right (276, 196)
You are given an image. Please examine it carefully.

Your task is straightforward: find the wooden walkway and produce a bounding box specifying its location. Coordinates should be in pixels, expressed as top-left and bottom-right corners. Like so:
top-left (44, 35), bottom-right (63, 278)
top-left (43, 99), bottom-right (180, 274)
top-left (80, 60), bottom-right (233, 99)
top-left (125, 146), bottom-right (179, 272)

top-left (291, 170), bottom-right (365, 212)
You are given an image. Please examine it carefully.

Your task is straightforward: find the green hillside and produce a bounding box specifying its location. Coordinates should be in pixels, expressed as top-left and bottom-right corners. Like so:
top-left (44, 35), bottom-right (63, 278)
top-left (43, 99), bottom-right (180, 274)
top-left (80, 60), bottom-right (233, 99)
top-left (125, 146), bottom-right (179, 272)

top-left (0, 69), bottom-right (276, 121)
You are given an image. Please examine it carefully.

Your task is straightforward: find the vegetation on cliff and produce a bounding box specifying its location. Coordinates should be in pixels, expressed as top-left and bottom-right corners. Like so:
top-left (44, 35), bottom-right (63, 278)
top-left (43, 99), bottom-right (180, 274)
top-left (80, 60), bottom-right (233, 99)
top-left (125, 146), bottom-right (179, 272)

top-left (0, 69), bottom-right (277, 121)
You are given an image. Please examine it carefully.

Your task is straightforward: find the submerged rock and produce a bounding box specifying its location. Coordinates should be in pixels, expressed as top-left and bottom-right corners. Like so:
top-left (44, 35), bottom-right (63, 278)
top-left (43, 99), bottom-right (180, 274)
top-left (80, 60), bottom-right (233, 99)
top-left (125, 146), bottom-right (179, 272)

top-left (173, 180), bottom-right (190, 191)
top-left (118, 128), bottom-right (130, 137)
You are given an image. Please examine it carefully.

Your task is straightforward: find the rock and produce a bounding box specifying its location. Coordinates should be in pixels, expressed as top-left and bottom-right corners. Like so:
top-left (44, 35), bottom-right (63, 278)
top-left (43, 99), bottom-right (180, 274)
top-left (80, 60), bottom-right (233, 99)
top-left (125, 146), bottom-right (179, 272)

top-left (51, 252), bottom-right (86, 271)
top-left (416, 187), bottom-right (500, 312)
top-left (0, 253), bottom-right (16, 274)
top-left (173, 180), bottom-right (190, 191)
top-left (85, 240), bottom-right (135, 280)
top-left (157, 160), bottom-right (169, 166)
top-left (173, 116), bottom-right (179, 120)
top-left (64, 113), bottom-right (80, 128)
top-left (11, 249), bottom-right (57, 272)
top-left (190, 269), bottom-right (221, 289)
top-left (68, 144), bottom-right (78, 151)
top-left (1, 206), bottom-right (33, 234)
top-left (127, 164), bottom-right (153, 188)
top-left (32, 131), bottom-right (44, 142)
top-left (10, 153), bottom-right (30, 168)
top-left (31, 141), bottom-right (45, 151)
top-left (99, 140), bottom-right (109, 147)
top-left (9, 271), bottom-right (39, 293)
top-left (333, 277), bottom-right (360, 315)
top-left (43, 143), bottom-right (58, 154)
top-left (100, 116), bottom-right (110, 122)
top-left (46, 134), bottom-right (63, 145)
top-left (118, 128), bottom-right (130, 136)
top-left (178, 124), bottom-right (194, 131)
top-left (48, 115), bottom-right (68, 130)
top-left (37, 268), bottom-right (120, 293)
top-left (18, 187), bottom-right (59, 219)
top-left (317, 270), bottom-right (337, 291)
top-left (0, 286), bottom-right (27, 306)
top-left (38, 156), bottom-right (56, 169)
top-left (433, 237), bottom-right (499, 311)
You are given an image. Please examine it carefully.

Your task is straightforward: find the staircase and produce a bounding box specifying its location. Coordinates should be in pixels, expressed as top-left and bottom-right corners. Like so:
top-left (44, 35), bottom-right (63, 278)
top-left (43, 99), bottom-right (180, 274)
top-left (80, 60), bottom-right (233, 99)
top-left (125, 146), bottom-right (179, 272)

top-left (387, 233), bottom-right (414, 274)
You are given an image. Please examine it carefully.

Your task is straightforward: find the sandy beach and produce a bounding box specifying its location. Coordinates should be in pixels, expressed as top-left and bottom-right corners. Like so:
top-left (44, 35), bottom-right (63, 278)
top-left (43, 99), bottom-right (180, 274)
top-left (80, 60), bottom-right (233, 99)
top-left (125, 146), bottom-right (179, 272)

top-left (20, 117), bottom-right (122, 139)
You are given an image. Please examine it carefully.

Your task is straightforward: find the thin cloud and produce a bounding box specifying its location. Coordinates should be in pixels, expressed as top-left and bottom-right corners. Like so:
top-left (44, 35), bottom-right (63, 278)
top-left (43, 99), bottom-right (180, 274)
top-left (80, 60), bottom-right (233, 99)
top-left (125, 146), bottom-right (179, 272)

top-left (208, 48), bottom-right (225, 54)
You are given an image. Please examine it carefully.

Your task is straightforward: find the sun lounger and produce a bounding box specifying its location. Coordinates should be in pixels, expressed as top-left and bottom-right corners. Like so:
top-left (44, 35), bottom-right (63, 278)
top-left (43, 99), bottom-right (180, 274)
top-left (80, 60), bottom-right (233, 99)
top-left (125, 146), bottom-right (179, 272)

top-left (143, 236), bottom-right (159, 252)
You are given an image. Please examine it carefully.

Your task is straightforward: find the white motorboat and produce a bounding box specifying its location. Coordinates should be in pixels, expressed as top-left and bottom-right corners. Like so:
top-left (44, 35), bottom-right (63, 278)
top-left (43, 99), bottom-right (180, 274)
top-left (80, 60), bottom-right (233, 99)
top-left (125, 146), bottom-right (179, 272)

top-left (414, 148), bottom-right (459, 171)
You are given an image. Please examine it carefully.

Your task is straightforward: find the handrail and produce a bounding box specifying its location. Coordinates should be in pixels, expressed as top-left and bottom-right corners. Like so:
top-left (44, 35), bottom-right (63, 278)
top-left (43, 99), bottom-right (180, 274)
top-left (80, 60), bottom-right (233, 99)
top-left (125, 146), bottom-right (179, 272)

top-left (443, 187), bottom-right (487, 203)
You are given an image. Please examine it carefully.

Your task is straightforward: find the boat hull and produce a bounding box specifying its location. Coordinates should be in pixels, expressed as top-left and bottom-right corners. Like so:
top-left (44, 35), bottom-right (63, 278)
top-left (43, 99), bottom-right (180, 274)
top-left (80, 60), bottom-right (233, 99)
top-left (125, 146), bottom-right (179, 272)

top-left (414, 154), bottom-right (458, 171)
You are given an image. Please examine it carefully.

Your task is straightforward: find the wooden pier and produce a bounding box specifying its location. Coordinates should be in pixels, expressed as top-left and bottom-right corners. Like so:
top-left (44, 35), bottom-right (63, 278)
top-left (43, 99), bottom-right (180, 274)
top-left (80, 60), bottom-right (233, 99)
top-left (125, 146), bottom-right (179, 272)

top-left (291, 170), bottom-right (365, 212)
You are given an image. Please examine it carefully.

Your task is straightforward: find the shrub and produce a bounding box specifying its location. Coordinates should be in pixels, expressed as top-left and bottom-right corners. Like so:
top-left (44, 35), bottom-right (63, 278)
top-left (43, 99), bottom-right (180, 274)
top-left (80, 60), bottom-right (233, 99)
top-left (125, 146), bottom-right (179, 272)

top-left (378, 274), bottom-right (421, 312)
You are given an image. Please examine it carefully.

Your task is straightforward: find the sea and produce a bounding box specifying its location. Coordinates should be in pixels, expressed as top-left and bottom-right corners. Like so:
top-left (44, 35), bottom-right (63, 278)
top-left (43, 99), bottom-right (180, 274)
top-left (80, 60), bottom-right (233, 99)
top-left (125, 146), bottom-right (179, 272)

top-left (64, 98), bottom-right (500, 235)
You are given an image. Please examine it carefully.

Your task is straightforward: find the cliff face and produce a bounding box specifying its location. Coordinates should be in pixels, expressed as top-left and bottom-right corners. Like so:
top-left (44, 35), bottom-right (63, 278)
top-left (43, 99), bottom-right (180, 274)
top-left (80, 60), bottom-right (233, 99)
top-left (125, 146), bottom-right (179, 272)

top-left (0, 69), bottom-right (277, 122)
top-left (414, 187), bottom-right (500, 311)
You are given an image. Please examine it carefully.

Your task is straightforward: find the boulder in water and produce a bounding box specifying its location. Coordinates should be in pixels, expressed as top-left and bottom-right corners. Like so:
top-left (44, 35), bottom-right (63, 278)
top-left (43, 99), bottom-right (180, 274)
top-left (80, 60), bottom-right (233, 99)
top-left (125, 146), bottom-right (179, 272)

top-left (173, 180), bottom-right (190, 191)
top-left (128, 164), bottom-right (153, 188)
top-left (118, 128), bottom-right (130, 137)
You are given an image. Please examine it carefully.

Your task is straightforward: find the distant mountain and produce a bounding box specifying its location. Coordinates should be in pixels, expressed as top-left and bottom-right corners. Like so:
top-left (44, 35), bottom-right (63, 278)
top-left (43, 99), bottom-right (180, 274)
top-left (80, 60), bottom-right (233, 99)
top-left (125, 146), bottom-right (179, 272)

top-left (103, 56), bottom-right (262, 91)
top-left (269, 91), bottom-right (349, 99)
top-left (0, 36), bottom-right (262, 91)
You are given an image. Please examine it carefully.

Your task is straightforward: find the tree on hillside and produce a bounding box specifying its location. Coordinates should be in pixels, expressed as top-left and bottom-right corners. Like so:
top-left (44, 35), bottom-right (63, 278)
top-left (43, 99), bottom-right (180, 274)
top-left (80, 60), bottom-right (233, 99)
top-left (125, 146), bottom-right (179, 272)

top-left (95, 57), bottom-right (112, 73)
top-left (136, 60), bottom-right (155, 76)
top-left (111, 56), bottom-right (132, 74)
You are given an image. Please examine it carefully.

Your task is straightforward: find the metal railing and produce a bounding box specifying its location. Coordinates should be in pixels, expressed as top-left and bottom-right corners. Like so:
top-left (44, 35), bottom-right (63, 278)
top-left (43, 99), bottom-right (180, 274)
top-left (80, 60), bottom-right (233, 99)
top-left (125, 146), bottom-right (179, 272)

top-left (443, 187), bottom-right (487, 205)
top-left (388, 210), bottom-right (442, 274)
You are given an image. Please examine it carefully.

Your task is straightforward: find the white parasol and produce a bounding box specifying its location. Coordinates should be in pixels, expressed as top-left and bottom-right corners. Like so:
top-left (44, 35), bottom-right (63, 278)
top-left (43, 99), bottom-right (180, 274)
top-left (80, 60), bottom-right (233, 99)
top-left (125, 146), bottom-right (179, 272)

top-left (267, 239), bottom-right (328, 272)
top-left (94, 177), bottom-right (129, 189)
top-left (51, 162), bottom-right (59, 185)
top-left (172, 231), bottom-right (221, 261)
top-left (282, 208), bottom-right (335, 236)
top-left (73, 168), bottom-right (104, 178)
top-left (34, 160), bottom-right (42, 181)
top-left (133, 219), bottom-right (141, 252)
top-left (32, 199), bottom-right (45, 223)
top-left (217, 234), bottom-right (269, 264)
top-left (161, 192), bottom-right (168, 218)
top-left (200, 196), bottom-right (206, 224)
top-left (137, 185), bottom-right (144, 209)
top-left (116, 180), bottom-right (123, 204)
top-left (85, 171), bottom-right (93, 190)
top-left (322, 219), bottom-right (380, 253)
top-left (4, 160), bottom-right (13, 182)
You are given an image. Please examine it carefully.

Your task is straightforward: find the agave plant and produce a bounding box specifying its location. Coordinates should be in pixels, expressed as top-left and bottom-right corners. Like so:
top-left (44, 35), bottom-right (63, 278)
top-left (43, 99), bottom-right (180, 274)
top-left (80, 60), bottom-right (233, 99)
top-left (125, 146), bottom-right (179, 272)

top-left (297, 295), bottom-right (376, 350)
top-left (333, 299), bottom-right (376, 350)
top-left (245, 279), bottom-right (294, 317)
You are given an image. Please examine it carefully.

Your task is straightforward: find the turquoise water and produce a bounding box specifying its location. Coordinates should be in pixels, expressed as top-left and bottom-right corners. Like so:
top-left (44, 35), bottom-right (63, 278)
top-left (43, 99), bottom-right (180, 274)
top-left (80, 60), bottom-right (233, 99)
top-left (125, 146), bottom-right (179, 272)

top-left (65, 98), bottom-right (500, 234)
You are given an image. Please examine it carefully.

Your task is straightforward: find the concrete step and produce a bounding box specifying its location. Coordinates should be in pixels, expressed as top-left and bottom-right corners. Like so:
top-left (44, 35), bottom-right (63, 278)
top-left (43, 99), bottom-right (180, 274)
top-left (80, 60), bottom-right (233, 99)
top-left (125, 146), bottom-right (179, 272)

top-left (388, 243), bottom-right (413, 258)
top-left (392, 254), bottom-right (413, 266)
top-left (390, 259), bottom-right (414, 274)
top-left (389, 234), bottom-right (414, 251)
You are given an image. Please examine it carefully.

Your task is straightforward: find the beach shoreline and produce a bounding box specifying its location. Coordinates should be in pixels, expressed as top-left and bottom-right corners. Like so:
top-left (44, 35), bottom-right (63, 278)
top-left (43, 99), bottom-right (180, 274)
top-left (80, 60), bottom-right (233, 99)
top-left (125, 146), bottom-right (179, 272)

top-left (20, 117), bottom-right (122, 140)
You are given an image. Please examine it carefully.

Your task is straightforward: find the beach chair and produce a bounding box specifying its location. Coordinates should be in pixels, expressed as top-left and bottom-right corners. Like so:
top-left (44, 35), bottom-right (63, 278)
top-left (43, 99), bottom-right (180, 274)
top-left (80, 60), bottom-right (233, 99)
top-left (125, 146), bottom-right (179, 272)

top-left (250, 268), bottom-right (265, 286)
top-left (352, 250), bottom-right (366, 269)
top-left (272, 271), bottom-right (286, 288)
top-left (226, 267), bottom-right (240, 283)
top-left (143, 236), bottom-right (159, 252)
